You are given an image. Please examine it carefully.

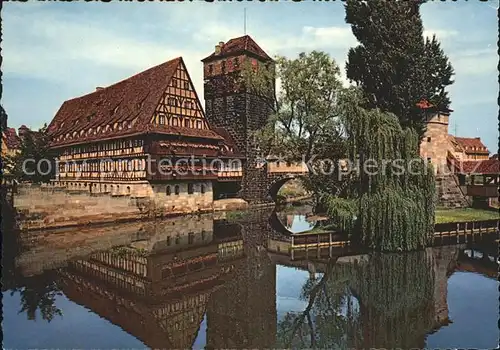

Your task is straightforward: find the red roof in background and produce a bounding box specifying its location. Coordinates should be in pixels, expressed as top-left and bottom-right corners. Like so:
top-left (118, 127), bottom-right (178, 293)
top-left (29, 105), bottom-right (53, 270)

top-left (3, 127), bottom-right (21, 149)
top-left (452, 136), bottom-right (489, 155)
top-left (201, 35), bottom-right (273, 62)
top-left (416, 100), bottom-right (435, 109)
top-left (416, 99), bottom-right (453, 113)
top-left (47, 57), bottom-right (224, 148)
top-left (448, 152), bottom-right (499, 174)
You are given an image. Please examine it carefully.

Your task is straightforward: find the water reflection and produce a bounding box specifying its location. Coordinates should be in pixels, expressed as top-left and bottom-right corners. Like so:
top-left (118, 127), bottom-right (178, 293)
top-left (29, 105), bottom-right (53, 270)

top-left (2, 206), bottom-right (498, 349)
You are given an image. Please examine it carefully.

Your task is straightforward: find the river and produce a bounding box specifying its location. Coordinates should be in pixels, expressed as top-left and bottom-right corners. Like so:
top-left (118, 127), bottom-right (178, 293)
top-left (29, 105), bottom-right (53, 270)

top-left (2, 205), bottom-right (498, 349)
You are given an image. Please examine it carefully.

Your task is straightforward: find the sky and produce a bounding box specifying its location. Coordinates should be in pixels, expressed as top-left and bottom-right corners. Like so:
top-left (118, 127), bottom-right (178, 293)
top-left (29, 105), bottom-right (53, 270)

top-left (2, 0), bottom-right (499, 153)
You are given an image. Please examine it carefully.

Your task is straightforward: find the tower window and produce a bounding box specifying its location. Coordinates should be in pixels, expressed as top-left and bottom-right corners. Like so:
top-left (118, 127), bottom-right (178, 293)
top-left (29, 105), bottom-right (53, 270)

top-left (427, 137), bottom-right (431, 142)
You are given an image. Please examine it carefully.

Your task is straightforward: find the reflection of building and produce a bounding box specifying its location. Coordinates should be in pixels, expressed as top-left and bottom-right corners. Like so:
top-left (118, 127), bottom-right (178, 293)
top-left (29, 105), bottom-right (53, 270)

top-left (59, 219), bottom-right (245, 349)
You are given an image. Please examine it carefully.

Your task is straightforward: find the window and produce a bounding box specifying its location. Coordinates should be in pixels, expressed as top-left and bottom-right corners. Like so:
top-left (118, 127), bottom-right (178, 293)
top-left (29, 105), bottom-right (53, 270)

top-left (184, 81), bottom-right (189, 90)
top-left (184, 119), bottom-right (190, 128)
top-left (172, 78), bottom-right (177, 88)
top-left (197, 120), bottom-right (202, 129)
top-left (174, 185), bottom-right (180, 195)
top-left (159, 115), bottom-right (166, 125)
top-left (427, 137), bottom-right (431, 142)
top-left (188, 233), bottom-right (194, 245)
top-left (208, 64), bottom-right (213, 74)
top-left (127, 186), bottom-right (131, 194)
top-left (188, 183), bottom-right (194, 194)
top-left (166, 186), bottom-right (171, 196)
top-left (185, 101), bottom-right (192, 109)
top-left (221, 61), bottom-right (226, 74)
top-left (427, 157), bottom-right (432, 163)
top-left (201, 184), bottom-right (205, 194)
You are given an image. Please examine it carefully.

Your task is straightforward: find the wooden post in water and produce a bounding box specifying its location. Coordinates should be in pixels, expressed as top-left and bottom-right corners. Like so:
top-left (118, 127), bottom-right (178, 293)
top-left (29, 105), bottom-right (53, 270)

top-left (456, 223), bottom-right (460, 244)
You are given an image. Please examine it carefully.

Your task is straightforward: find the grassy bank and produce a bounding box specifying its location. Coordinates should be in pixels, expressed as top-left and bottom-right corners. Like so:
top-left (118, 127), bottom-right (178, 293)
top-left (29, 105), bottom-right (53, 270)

top-left (435, 208), bottom-right (498, 224)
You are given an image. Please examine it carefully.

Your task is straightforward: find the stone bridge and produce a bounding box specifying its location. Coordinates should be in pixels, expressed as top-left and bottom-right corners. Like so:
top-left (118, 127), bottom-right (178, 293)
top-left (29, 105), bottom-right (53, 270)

top-left (241, 161), bottom-right (309, 203)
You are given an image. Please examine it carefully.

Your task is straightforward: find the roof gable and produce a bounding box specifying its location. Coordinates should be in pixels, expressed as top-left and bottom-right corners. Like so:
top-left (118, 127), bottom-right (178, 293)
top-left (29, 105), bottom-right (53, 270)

top-left (3, 127), bottom-right (21, 149)
top-left (201, 35), bottom-right (272, 62)
top-left (48, 57), bottom-right (182, 147)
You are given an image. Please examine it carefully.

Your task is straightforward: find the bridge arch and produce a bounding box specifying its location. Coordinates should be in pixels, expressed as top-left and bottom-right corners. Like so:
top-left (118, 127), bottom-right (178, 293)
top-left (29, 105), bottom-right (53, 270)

top-left (267, 174), bottom-right (308, 202)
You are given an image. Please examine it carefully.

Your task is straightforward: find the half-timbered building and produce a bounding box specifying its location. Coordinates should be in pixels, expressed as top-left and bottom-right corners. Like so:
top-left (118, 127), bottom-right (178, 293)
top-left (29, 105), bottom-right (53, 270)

top-left (47, 57), bottom-right (243, 211)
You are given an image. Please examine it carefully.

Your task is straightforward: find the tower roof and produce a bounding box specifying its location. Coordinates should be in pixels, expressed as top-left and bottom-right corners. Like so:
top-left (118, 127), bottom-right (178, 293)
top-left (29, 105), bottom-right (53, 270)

top-left (201, 35), bottom-right (273, 62)
top-left (416, 99), bottom-right (453, 113)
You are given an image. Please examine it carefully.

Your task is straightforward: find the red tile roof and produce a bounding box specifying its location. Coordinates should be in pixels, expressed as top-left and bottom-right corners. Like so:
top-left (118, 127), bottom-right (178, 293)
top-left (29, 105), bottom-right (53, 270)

top-left (48, 57), bottom-right (224, 149)
top-left (448, 153), bottom-right (499, 174)
top-left (452, 136), bottom-right (489, 155)
top-left (201, 35), bottom-right (272, 62)
top-left (2, 127), bottom-right (21, 149)
top-left (416, 99), bottom-right (453, 113)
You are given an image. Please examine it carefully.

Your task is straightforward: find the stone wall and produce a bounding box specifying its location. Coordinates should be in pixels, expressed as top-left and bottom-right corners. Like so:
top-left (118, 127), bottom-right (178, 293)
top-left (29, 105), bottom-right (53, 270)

top-left (435, 173), bottom-right (469, 208)
top-left (14, 181), bottom-right (215, 230)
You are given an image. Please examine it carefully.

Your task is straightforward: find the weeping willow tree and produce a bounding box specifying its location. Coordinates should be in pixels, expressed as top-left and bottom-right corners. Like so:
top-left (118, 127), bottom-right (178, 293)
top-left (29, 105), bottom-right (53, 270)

top-left (324, 88), bottom-right (436, 252)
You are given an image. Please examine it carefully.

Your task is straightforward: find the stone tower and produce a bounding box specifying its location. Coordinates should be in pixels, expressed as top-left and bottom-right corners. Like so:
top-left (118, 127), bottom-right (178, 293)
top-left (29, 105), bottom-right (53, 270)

top-left (202, 35), bottom-right (275, 202)
top-left (419, 101), bottom-right (452, 173)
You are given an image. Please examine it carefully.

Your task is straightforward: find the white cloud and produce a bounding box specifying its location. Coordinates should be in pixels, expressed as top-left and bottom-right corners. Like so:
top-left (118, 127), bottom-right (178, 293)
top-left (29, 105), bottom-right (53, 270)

top-left (423, 29), bottom-right (459, 40)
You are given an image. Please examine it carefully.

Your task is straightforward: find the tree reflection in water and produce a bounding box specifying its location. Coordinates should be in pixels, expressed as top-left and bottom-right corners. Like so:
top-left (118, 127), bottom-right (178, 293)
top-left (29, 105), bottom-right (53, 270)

top-left (9, 271), bottom-right (63, 323)
top-left (277, 250), bottom-right (437, 349)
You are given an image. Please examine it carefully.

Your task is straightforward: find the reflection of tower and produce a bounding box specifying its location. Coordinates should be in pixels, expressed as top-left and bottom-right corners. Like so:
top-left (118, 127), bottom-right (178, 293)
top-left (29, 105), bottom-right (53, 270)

top-left (430, 246), bottom-right (459, 330)
top-left (206, 216), bottom-right (277, 348)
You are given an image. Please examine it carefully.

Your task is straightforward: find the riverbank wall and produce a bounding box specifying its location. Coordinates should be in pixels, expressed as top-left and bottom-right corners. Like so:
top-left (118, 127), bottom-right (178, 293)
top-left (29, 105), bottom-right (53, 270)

top-left (9, 184), bottom-right (252, 231)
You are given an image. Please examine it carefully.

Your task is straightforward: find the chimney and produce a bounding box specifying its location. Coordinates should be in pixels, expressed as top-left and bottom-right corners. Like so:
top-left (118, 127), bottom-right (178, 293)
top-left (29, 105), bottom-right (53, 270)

top-left (96, 87), bottom-right (104, 91)
top-left (215, 41), bottom-right (224, 55)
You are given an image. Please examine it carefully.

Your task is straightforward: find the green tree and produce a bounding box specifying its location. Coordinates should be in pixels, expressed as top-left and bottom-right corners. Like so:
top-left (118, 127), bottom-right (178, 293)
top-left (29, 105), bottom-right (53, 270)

top-left (345, 0), bottom-right (454, 139)
top-left (324, 89), bottom-right (436, 251)
top-left (240, 51), bottom-right (348, 200)
top-left (9, 123), bottom-right (56, 183)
